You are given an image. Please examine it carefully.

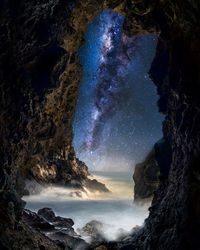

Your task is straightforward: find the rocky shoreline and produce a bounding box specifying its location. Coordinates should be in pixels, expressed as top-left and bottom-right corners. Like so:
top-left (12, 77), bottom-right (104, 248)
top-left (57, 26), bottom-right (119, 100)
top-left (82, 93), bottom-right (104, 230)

top-left (24, 147), bottom-right (109, 196)
top-left (23, 208), bottom-right (88, 249)
top-left (22, 207), bottom-right (143, 250)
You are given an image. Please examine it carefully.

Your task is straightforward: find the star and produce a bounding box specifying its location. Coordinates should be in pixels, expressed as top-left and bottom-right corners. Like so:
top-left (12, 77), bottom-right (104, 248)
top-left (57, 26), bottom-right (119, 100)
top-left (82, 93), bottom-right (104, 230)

top-left (73, 9), bottom-right (164, 172)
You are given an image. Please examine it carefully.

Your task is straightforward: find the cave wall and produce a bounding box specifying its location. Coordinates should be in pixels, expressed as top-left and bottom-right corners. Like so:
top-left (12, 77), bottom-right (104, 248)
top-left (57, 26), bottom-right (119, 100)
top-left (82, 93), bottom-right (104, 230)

top-left (0, 0), bottom-right (200, 249)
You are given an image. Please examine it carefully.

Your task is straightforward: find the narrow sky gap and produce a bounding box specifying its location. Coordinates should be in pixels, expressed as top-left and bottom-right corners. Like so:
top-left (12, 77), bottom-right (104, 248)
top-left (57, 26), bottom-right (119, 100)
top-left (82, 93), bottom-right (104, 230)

top-left (73, 9), bottom-right (164, 172)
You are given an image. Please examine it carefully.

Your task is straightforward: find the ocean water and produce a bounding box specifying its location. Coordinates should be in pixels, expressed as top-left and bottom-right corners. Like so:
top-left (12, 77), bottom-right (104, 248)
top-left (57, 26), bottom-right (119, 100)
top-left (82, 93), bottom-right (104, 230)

top-left (24, 172), bottom-right (149, 241)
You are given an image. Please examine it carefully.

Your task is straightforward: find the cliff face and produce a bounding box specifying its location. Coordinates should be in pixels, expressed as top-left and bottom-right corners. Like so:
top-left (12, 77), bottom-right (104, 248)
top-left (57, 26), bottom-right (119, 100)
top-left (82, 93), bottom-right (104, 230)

top-left (133, 147), bottom-right (160, 203)
top-left (0, 0), bottom-right (200, 249)
top-left (133, 138), bottom-right (172, 203)
top-left (0, 0), bottom-right (88, 191)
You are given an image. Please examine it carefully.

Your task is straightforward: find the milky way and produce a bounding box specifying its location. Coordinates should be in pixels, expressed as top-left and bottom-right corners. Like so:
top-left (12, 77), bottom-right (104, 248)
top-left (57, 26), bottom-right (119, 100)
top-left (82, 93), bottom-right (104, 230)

top-left (73, 10), bottom-right (164, 172)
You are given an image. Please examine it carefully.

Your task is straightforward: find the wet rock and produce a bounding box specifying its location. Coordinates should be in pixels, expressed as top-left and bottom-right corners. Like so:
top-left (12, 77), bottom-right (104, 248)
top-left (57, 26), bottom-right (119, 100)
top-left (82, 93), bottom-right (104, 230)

top-left (78, 220), bottom-right (104, 237)
top-left (23, 207), bottom-right (86, 249)
top-left (52, 216), bottom-right (74, 228)
top-left (38, 207), bottom-right (56, 221)
top-left (88, 238), bottom-right (107, 250)
top-left (48, 230), bottom-right (88, 250)
top-left (23, 209), bottom-right (55, 231)
top-left (38, 207), bottom-right (74, 228)
top-left (120, 236), bottom-right (133, 244)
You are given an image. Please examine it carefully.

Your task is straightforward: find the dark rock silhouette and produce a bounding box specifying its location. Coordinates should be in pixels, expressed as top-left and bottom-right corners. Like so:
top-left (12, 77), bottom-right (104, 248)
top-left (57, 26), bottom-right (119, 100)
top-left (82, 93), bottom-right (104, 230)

top-left (23, 207), bottom-right (87, 249)
top-left (133, 138), bottom-right (172, 203)
top-left (23, 209), bottom-right (55, 231)
top-left (38, 207), bottom-right (74, 229)
top-left (38, 207), bottom-right (56, 222)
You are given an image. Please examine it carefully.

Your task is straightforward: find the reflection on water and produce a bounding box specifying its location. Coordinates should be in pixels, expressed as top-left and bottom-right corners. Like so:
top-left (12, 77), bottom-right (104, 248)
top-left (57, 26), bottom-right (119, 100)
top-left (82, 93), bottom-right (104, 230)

top-left (24, 172), bottom-right (148, 241)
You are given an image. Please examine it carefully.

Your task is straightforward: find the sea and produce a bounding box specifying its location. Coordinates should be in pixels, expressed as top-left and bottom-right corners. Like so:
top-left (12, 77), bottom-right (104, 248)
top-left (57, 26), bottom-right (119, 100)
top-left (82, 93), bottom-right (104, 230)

top-left (23, 171), bottom-right (148, 241)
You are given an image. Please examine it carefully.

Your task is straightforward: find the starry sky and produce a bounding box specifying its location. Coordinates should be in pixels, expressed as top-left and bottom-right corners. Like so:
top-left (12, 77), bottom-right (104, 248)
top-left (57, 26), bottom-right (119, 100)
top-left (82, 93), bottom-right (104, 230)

top-left (73, 10), bottom-right (164, 172)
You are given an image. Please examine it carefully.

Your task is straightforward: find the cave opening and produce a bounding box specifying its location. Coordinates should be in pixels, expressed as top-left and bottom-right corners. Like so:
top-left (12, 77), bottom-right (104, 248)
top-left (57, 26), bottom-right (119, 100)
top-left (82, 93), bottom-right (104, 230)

top-left (70, 9), bottom-right (164, 238)
top-left (24, 9), bottom-right (165, 242)
top-left (1, 1), bottom-right (199, 249)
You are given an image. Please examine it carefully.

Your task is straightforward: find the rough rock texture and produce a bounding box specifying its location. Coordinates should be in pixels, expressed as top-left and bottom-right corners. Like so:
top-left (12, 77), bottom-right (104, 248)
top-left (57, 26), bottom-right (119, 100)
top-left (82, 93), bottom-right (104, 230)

top-left (0, 0), bottom-right (200, 249)
top-left (133, 147), bottom-right (160, 203)
top-left (22, 208), bottom-right (88, 249)
top-left (78, 220), bottom-right (104, 237)
top-left (38, 207), bottom-right (56, 221)
top-left (0, 0), bottom-right (104, 196)
top-left (38, 207), bottom-right (74, 230)
top-left (23, 209), bottom-right (55, 232)
top-left (133, 138), bottom-right (171, 203)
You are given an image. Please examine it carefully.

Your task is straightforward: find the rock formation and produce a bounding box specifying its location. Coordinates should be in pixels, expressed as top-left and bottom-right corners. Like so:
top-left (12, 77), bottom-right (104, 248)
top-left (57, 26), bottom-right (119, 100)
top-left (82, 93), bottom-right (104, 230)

top-left (22, 208), bottom-right (88, 249)
top-left (133, 146), bottom-right (160, 204)
top-left (133, 138), bottom-right (171, 203)
top-left (77, 220), bottom-right (104, 238)
top-left (0, 0), bottom-right (200, 249)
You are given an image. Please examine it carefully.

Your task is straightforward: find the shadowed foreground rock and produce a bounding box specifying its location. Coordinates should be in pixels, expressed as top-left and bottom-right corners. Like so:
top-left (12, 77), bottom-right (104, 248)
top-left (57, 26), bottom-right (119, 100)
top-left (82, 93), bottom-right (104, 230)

top-left (133, 138), bottom-right (172, 203)
top-left (22, 208), bottom-right (88, 250)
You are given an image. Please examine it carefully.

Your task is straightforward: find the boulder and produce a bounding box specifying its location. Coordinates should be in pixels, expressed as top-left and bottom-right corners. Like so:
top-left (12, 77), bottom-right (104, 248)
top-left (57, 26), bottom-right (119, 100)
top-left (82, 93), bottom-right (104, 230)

top-left (77, 220), bottom-right (104, 237)
top-left (23, 209), bottom-right (55, 231)
top-left (23, 208), bottom-right (87, 249)
top-left (52, 216), bottom-right (74, 228)
top-left (38, 207), bottom-right (56, 221)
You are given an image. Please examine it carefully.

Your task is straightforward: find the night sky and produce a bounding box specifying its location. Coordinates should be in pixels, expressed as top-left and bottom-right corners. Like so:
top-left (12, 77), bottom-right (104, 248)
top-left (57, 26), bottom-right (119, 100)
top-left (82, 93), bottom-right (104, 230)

top-left (73, 10), bottom-right (164, 172)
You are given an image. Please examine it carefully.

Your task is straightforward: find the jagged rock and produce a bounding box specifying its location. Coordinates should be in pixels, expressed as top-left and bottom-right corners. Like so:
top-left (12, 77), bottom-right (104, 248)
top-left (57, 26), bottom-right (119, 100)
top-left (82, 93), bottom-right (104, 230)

top-left (0, 168), bottom-right (25, 230)
top-left (52, 216), bottom-right (74, 228)
top-left (37, 207), bottom-right (75, 235)
top-left (133, 138), bottom-right (171, 203)
top-left (38, 207), bottom-right (56, 221)
top-left (23, 208), bottom-right (87, 249)
top-left (78, 220), bottom-right (104, 237)
top-left (154, 138), bottom-right (172, 179)
top-left (48, 231), bottom-right (88, 249)
top-left (133, 147), bottom-right (160, 203)
top-left (25, 156), bottom-right (109, 195)
top-left (23, 209), bottom-right (55, 231)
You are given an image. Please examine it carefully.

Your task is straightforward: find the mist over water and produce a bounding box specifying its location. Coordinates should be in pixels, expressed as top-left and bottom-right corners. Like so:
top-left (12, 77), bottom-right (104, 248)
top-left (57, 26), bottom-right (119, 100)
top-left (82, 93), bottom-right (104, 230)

top-left (24, 172), bottom-right (148, 241)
